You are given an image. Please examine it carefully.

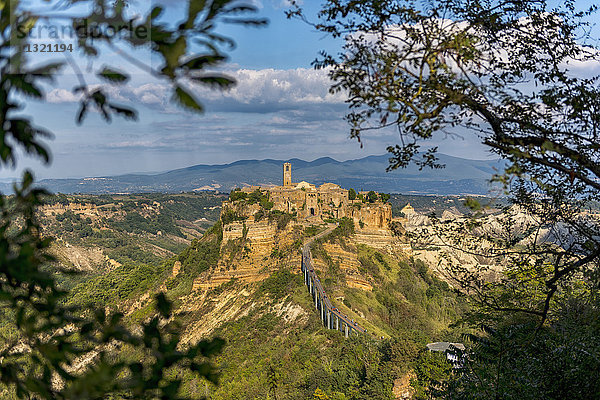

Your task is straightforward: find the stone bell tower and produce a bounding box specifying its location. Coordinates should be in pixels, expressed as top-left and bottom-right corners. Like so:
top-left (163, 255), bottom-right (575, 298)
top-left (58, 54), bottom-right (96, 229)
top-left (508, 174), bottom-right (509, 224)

top-left (283, 162), bottom-right (292, 187)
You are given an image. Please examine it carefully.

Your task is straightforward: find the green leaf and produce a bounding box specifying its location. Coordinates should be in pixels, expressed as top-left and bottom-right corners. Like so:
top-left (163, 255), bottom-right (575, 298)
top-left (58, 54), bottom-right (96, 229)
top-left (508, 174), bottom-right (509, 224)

top-left (108, 104), bottom-right (138, 120)
top-left (181, 54), bottom-right (227, 70)
top-left (160, 36), bottom-right (187, 78)
top-left (29, 62), bottom-right (64, 78)
top-left (187, 0), bottom-right (208, 28)
top-left (150, 6), bottom-right (163, 19)
top-left (76, 102), bottom-right (88, 125)
top-left (172, 85), bottom-right (204, 112)
top-left (223, 6), bottom-right (259, 14)
top-left (97, 67), bottom-right (129, 84)
top-left (190, 74), bottom-right (235, 88)
top-left (221, 17), bottom-right (268, 26)
top-left (7, 75), bottom-right (42, 98)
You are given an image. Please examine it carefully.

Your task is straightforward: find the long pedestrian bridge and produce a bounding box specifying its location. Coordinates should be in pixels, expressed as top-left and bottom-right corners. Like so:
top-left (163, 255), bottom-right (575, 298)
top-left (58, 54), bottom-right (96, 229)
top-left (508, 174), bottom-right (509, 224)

top-left (301, 238), bottom-right (366, 337)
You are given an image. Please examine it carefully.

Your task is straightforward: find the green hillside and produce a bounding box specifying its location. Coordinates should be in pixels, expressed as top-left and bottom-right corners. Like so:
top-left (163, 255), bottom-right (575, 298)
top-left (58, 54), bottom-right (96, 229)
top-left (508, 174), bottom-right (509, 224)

top-left (41, 211), bottom-right (468, 399)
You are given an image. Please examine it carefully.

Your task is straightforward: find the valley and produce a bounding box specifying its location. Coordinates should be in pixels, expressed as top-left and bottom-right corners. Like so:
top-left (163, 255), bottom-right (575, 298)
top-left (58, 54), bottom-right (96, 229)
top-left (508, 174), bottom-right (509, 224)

top-left (18, 161), bottom-right (598, 399)
top-left (29, 167), bottom-right (480, 399)
top-left (31, 162), bottom-right (594, 399)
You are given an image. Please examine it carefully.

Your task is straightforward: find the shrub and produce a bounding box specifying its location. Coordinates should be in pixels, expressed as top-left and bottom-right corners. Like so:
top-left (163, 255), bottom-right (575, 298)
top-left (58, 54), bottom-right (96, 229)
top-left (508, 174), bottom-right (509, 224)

top-left (257, 269), bottom-right (300, 299)
top-left (260, 197), bottom-right (274, 210)
top-left (358, 254), bottom-right (381, 278)
top-left (348, 188), bottom-right (357, 200)
top-left (269, 211), bottom-right (293, 230)
top-left (254, 209), bottom-right (266, 222)
top-left (389, 221), bottom-right (404, 236)
top-left (178, 238), bottom-right (220, 276)
top-left (221, 209), bottom-right (244, 225)
top-left (247, 189), bottom-right (263, 204)
top-left (367, 191), bottom-right (378, 203)
top-left (230, 189), bottom-right (247, 202)
top-left (333, 217), bottom-right (354, 237)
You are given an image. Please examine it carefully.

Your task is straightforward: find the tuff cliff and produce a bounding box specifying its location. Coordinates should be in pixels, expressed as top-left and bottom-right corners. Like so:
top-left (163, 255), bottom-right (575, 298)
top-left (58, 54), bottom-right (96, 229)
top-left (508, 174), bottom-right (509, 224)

top-left (190, 172), bottom-right (411, 295)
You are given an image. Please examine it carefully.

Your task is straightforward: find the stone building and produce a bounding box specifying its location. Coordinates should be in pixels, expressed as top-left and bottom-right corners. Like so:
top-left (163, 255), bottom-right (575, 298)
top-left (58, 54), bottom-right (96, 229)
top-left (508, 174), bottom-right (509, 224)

top-left (283, 162), bottom-right (292, 187)
top-left (199, 163), bottom-right (401, 292)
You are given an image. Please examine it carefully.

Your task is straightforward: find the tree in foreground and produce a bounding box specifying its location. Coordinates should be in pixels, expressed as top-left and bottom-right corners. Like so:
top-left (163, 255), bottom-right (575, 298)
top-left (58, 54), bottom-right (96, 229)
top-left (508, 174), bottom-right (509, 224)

top-left (0, 0), bottom-right (265, 398)
top-left (288, 0), bottom-right (600, 397)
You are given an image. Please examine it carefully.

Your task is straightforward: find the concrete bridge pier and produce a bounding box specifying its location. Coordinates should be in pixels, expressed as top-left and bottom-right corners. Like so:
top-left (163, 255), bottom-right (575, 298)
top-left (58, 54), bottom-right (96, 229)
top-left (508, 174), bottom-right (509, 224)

top-left (302, 243), bottom-right (365, 339)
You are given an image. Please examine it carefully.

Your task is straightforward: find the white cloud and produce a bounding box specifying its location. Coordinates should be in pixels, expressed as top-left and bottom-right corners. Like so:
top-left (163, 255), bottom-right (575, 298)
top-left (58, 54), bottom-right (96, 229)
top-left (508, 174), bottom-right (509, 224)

top-left (44, 67), bottom-right (345, 113)
top-left (196, 67), bottom-right (345, 111)
top-left (273, 0), bottom-right (301, 9)
top-left (46, 88), bottom-right (81, 103)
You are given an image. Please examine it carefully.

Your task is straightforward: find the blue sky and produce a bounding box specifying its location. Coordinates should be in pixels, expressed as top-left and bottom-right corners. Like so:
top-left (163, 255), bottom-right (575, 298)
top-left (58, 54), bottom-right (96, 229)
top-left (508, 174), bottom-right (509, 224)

top-left (6, 0), bottom-right (598, 180)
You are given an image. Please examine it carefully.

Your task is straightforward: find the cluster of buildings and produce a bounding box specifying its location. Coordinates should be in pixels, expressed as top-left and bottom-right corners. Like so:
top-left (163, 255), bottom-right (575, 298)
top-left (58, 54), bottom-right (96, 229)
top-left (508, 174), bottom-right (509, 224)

top-left (237, 163), bottom-right (392, 229)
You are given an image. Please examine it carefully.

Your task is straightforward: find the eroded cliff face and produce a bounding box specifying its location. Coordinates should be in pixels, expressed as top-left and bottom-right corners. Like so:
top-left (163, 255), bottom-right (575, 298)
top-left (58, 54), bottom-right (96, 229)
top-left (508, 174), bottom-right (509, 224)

top-left (191, 194), bottom-right (412, 294)
top-left (350, 202), bottom-right (393, 229)
top-left (96, 196), bottom-right (464, 400)
top-left (178, 193), bottom-right (415, 344)
top-left (314, 242), bottom-right (374, 291)
top-left (192, 214), bottom-right (302, 291)
top-left (354, 226), bottom-right (412, 254)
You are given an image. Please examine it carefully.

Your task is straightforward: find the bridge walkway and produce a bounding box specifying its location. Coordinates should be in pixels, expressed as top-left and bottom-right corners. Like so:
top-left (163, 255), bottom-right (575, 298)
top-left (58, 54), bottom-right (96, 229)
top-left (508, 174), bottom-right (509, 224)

top-left (301, 225), bottom-right (367, 337)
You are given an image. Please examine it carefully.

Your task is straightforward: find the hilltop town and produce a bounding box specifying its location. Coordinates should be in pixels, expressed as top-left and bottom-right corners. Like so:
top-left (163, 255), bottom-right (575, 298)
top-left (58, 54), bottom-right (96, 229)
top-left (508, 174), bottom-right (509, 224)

top-left (227, 162), bottom-right (392, 228)
top-left (192, 163), bottom-right (412, 292)
top-left (29, 180), bottom-right (493, 399)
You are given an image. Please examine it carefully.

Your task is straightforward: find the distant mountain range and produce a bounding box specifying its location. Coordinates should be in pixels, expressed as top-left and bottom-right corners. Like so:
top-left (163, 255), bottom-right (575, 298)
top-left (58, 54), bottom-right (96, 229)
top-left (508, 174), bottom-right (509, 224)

top-left (2, 154), bottom-right (507, 195)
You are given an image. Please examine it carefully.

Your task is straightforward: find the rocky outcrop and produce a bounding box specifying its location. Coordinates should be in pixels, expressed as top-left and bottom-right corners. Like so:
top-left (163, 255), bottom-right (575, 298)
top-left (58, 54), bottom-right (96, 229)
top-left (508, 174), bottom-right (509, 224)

top-left (50, 241), bottom-right (109, 271)
top-left (221, 220), bottom-right (277, 255)
top-left (393, 371), bottom-right (416, 399)
top-left (171, 261), bottom-right (182, 277)
top-left (193, 219), bottom-right (301, 291)
top-left (318, 243), bottom-right (373, 291)
top-left (354, 227), bottom-right (411, 254)
top-left (351, 202), bottom-right (393, 229)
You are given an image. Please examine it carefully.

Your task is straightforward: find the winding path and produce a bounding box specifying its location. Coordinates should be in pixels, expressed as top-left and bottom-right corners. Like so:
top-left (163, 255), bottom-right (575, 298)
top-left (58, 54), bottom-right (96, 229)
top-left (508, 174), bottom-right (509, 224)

top-left (301, 225), bottom-right (367, 337)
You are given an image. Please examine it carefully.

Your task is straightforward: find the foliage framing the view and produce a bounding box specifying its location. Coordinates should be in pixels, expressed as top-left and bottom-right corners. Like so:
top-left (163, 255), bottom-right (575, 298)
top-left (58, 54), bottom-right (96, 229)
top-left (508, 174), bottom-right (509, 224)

top-left (288, 0), bottom-right (600, 319)
top-left (0, 0), bottom-right (265, 398)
